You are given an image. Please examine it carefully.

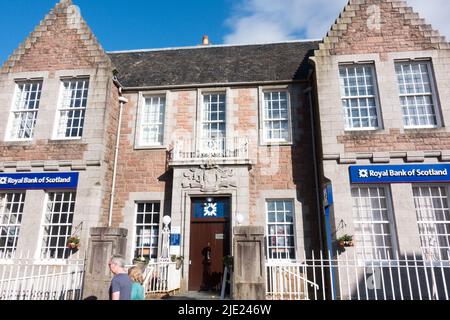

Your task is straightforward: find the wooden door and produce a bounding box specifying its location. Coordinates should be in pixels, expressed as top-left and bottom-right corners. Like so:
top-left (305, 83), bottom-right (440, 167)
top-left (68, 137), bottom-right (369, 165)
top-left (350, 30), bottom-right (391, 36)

top-left (189, 197), bottom-right (230, 291)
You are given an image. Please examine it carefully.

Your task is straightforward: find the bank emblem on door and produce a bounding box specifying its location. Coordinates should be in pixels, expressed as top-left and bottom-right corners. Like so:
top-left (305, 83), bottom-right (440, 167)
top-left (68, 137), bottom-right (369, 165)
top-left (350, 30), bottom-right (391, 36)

top-left (194, 199), bottom-right (228, 219)
top-left (203, 203), bottom-right (217, 217)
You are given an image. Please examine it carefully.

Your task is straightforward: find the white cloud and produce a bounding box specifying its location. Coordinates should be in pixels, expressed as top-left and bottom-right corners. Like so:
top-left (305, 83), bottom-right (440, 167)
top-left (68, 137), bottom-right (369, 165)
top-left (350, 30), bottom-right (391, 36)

top-left (223, 0), bottom-right (450, 45)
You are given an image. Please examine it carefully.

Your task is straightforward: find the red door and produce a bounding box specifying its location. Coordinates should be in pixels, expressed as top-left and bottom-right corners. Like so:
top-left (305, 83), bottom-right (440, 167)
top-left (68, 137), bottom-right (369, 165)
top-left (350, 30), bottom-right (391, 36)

top-left (189, 197), bottom-right (230, 292)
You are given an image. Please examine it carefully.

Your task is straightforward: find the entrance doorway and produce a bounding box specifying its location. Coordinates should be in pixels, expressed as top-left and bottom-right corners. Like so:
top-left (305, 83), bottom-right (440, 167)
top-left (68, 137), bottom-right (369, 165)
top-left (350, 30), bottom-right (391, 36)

top-left (189, 197), bottom-right (231, 292)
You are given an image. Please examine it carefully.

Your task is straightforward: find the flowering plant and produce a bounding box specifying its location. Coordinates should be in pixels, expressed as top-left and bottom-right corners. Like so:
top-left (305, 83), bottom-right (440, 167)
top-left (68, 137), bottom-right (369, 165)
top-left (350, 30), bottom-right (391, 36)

top-left (67, 236), bottom-right (81, 249)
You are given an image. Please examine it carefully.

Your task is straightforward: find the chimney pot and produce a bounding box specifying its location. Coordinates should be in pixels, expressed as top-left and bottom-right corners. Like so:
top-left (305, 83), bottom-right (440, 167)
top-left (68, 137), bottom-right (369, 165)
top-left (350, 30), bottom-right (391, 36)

top-left (202, 35), bottom-right (210, 46)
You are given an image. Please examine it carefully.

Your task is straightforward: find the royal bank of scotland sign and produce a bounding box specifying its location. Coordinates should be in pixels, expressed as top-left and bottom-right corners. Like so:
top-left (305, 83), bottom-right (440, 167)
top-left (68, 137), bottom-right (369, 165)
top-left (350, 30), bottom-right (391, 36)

top-left (0, 173), bottom-right (79, 190)
top-left (350, 164), bottom-right (450, 184)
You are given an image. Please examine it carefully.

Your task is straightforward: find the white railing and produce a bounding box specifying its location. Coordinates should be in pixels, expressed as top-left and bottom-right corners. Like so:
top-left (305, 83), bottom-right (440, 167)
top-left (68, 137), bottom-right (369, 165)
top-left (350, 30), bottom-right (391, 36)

top-left (142, 262), bottom-right (180, 294)
top-left (266, 250), bottom-right (450, 301)
top-left (0, 251), bottom-right (85, 300)
top-left (171, 137), bottom-right (249, 161)
top-left (266, 261), bottom-right (320, 300)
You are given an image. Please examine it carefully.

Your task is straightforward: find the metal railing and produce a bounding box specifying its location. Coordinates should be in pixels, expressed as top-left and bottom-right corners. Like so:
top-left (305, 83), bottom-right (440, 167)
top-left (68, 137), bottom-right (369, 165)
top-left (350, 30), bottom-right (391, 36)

top-left (0, 251), bottom-right (85, 300)
top-left (171, 137), bottom-right (249, 161)
top-left (142, 262), bottom-right (180, 294)
top-left (266, 250), bottom-right (450, 300)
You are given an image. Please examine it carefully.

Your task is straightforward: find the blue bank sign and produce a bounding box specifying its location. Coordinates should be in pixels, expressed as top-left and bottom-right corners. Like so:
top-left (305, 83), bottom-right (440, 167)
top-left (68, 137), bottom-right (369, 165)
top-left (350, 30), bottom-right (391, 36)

top-left (0, 172), bottom-right (79, 190)
top-left (350, 164), bottom-right (450, 184)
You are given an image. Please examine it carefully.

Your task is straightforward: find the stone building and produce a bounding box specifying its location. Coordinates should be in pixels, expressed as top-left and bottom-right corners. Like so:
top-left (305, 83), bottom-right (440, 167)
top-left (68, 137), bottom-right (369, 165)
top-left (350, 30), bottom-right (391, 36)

top-left (312, 0), bottom-right (450, 299)
top-left (0, 0), bottom-right (449, 300)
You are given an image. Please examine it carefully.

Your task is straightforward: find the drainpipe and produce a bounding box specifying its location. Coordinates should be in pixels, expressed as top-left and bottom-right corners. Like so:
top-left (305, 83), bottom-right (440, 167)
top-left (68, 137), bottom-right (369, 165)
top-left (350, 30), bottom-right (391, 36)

top-left (304, 86), bottom-right (324, 251)
top-left (108, 77), bottom-right (128, 227)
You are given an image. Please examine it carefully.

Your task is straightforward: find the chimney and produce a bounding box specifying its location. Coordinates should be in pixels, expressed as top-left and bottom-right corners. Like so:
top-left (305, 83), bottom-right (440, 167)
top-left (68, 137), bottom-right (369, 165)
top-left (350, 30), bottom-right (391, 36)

top-left (202, 35), bottom-right (210, 46)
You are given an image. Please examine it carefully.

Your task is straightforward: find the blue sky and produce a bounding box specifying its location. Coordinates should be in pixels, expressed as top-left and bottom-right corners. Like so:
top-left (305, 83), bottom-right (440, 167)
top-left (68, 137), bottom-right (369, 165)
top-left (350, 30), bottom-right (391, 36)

top-left (0, 0), bottom-right (449, 65)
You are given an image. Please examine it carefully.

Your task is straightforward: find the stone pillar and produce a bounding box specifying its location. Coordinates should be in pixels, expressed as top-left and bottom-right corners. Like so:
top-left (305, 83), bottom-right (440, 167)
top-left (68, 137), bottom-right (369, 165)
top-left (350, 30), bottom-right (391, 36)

top-left (232, 226), bottom-right (266, 300)
top-left (83, 227), bottom-right (128, 300)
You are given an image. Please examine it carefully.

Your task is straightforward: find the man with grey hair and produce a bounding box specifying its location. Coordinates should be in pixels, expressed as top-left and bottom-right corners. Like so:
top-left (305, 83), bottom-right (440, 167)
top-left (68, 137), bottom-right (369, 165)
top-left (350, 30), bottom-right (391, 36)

top-left (108, 255), bottom-right (132, 300)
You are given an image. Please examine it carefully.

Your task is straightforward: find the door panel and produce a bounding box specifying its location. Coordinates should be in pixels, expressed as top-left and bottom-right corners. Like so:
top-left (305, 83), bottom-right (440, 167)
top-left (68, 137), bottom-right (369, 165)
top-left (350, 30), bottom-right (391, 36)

top-left (189, 198), bottom-right (230, 291)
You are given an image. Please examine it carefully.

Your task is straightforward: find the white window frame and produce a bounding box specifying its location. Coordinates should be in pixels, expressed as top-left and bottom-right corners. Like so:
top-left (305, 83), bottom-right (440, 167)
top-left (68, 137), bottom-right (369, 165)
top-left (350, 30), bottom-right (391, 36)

top-left (37, 191), bottom-right (76, 260)
top-left (351, 185), bottom-right (398, 261)
top-left (0, 192), bottom-right (26, 256)
top-left (339, 63), bottom-right (382, 131)
top-left (133, 202), bottom-right (161, 262)
top-left (395, 60), bottom-right (441, 129)
top-left (260, 89), bottom-right (293, 144)
top-left (265, 199), bottom-right (297, 261)
top-left (199, 92), bottom-right (227, 155)
top-left (136, 94), bottom-right (167, 148)
top-left (413, 185), bottom-right (450, 261)
top-left (53, 77), bottom-right (90, 140)
top-left (5, 80), bottom-right (43, 142)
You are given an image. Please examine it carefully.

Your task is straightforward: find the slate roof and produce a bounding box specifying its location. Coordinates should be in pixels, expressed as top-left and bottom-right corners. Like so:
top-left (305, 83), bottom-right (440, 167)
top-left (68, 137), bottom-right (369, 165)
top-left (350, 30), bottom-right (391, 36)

top-left (107, 40), bottom-right (320, 88)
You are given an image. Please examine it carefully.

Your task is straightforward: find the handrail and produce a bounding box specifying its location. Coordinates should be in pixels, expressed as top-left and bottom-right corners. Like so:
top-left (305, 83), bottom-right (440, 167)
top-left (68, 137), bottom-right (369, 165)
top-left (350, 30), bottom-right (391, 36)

top-left (277, 266), bottom-right (320, 290)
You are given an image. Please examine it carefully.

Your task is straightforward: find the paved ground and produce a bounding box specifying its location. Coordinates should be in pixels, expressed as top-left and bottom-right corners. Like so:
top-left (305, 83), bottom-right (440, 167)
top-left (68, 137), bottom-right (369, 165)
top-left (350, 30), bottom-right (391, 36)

top-left (149, 291), bottom-right (230, 300)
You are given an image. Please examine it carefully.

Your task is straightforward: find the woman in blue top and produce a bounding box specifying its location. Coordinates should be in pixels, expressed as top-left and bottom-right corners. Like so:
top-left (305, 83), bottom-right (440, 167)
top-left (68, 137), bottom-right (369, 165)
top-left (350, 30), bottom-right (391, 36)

top-left (128, 266), bottom-right (145, 300)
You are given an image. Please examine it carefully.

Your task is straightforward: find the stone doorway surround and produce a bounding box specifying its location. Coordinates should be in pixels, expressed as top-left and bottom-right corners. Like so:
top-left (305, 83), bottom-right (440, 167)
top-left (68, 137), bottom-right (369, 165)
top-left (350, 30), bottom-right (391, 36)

top-left (170, 162), bottom-right (250, 292)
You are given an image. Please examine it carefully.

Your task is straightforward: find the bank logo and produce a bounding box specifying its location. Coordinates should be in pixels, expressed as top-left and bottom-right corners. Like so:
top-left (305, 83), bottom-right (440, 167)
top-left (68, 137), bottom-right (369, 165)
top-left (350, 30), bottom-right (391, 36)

top-left (359, 169), bottom-right (369, 178)
top-left (0, 177), bottom-right (7, 185)
top-left (203, 203), bottom-right (217, 217)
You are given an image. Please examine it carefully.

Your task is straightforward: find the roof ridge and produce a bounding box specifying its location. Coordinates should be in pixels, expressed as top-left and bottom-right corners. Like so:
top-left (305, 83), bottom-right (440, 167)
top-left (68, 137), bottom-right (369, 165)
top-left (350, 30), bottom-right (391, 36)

top-left (107, 38), bottom-right (322, 55)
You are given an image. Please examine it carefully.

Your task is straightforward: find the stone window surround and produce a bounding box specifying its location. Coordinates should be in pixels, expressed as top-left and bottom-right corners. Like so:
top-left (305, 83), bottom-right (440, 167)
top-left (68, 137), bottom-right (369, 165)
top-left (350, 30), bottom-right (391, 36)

top-left (258, 85), bottom-right (294, 146)
top-left (256, 189), bottom-right (307, 256)
top-left (1, 70), bottom-right (96, 144)
top-left (134, 90), bottom-right (170, 150)
top-left (330, 51), bottom-right (445, 136)
top-left (121, 192), bottom-right (166, 264)
top-left (53, 77), bottom-right (90, 140)
top-left (265, 198), bottom-right (297, 261)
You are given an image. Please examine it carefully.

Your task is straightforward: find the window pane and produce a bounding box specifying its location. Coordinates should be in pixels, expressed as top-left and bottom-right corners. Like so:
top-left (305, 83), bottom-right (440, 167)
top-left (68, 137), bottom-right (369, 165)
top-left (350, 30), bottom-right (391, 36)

top-left (140, 96), bottom-right (166, 146)
top-left (395, 62), bottom-right (438, 128)
top-left (41, 192), bottom-right (76, 259)
top-left (263, 91), bottom-right (290, 142)
top-left (135, 202), bottom-right (161, 261)
top-left (266, 200), bottom-right (296, 260)
top-left (56, 79), bottom-right (89, 138)
top-left (414, 186), bottom-right (450, 260)
top-left (0, 193), bottom-right (25, 255)
top-left (201, 94), bottom-right (226, 155)
top-left (352, 186), bottom-right (394, 260)
top-left (9, 81), bottom-right (43, 140)
top-left (339, 65), bottom-right (379, 130)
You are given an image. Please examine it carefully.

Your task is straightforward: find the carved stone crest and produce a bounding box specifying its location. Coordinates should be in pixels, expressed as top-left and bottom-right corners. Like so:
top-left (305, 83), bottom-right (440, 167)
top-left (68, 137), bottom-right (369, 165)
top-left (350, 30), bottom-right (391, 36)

top-left (182, 162), bottom-right (237, 192)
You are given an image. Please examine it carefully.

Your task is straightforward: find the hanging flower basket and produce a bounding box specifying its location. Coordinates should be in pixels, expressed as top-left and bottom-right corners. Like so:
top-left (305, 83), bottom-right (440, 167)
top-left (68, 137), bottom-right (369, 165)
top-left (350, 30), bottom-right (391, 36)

top-left (338, 234), bottom-right (354, 248)
top-left (67, 236), bottom-right (81, 249)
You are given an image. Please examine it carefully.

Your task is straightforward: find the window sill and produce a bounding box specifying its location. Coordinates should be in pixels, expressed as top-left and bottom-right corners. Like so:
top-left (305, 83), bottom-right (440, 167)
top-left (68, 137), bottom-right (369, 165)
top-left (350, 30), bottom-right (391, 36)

top-left (50, 138), bottom-right (83, 143)
top-left (134, 145), bottom-right (167, 151)
top-left (403, 126), bottom-right (442, 131)
top-left (260, 141), bottom-right (293, 147)
top-left (3, 139), bottom-right (34, 144)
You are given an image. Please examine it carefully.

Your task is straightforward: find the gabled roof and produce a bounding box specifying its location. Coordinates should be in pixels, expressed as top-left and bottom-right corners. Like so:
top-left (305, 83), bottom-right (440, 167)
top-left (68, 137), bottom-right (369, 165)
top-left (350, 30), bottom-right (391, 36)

top-left (1, 0), bottom-right (113, 74)
top-left (316, 0), bottom-right (449, 57)
top-left (108, 41), bottom-right (320, 88)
